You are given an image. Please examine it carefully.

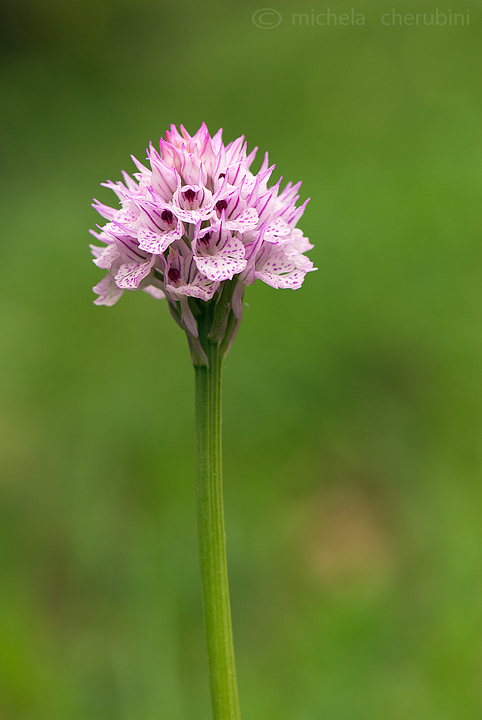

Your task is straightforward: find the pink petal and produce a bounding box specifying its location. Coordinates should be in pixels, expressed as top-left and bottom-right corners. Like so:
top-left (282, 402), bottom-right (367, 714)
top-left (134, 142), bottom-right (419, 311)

top-left (92, 243), bottom-right (119, 269)
top-left (143, 285), bottom-right (165, 300)
top-left (115, 257), bottom-right (154, 289)
top-left (93, 275), bottom-right (124, 306)
top-left (225, 207), bottom-right (258, 232)
top-left (194, 255), bottom-right (247, 282)
top-left (138, 226), bottom-right (178, 254)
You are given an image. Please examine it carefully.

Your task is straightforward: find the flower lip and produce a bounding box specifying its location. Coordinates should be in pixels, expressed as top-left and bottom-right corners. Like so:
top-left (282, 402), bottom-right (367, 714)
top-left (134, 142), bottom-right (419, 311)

top-left (191, 218), bottom-right (247, 282)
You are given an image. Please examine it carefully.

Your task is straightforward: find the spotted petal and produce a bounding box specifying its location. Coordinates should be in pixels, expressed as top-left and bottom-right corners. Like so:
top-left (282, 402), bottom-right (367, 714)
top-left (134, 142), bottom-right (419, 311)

top-left (225, 207), bottom-right (258, 232)
top-left (264, 216), bottom-right (291, 244)
top-left (115, 255), bottom-right (155, 290)
top-left (171, 204), bottom-right (216, 224)
top-left (166, 276), bottom-right (219, 302)
top-left (91, 242), bottom-right (119, 269)
top-left (255, 247), bottom-right (306, 290)
top-left (137, 224), bottom-right (183, 255)
top-left (256, 265), bottom-right (305, 290)
top-left (194, 234), bottom-right (246, 282)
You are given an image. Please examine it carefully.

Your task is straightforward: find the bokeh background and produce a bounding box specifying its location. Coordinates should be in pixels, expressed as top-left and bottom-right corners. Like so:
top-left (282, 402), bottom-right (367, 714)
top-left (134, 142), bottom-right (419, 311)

top-left (1, 0), bottom-right (482, 718)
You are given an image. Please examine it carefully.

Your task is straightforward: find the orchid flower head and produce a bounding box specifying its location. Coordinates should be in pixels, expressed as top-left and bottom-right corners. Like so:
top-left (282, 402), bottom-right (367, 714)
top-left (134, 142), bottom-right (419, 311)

top-left (90, 123), bottom-right (316, 363)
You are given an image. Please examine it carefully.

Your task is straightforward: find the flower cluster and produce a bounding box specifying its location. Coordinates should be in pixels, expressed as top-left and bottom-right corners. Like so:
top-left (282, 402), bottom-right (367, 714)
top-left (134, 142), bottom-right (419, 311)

top-left (90, 123), bottom-right (315, 357)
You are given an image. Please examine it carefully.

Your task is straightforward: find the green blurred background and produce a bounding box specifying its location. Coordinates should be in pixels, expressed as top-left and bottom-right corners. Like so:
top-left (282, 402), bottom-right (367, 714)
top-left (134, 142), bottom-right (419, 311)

top-left (1, 0), bottom-right (482, 718)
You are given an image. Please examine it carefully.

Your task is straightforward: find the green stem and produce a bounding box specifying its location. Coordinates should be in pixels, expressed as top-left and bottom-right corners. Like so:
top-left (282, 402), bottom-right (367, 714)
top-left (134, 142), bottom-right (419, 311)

top-left (194, 338), bottom-right (241, 720)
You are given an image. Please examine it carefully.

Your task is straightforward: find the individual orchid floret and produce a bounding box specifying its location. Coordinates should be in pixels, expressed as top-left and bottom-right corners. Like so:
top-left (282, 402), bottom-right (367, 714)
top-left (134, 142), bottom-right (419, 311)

top-left (165, 247), bottom-right (219, 303)
top-left (90, 123), bottom-right (316, 363)
top-left (192, 219), bottom-right (247, 282)
top-left (171, 182), bottom-right (215, 224)
top-left (137, 200), bottom-right (184, 255)
top-left (254, 243), bottom-right (309, 290)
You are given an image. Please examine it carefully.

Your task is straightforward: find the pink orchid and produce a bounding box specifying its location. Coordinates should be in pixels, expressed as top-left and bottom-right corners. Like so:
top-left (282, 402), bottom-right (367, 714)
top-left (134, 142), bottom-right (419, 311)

top-left (90, 123), bottom-right (315, 355)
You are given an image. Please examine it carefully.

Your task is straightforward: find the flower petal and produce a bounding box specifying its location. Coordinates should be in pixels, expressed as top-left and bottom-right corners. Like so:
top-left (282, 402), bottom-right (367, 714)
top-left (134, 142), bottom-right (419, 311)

top-left (225, 207), bottom-right (258, 232)
top-left (91, 242), bottom-right (119, 269)
top-left (115, 256), bottom-right (155, 289)
top-left (93, 274), bottom-right (124, 306)
top-left (143, 284), bottom-right (165, 300)
top-left (194, 255), bottom-right (246, 282)
top-left (255, 267), bottom-right (305, 290)
top-left (137, 224), bottom-right (183, 254)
